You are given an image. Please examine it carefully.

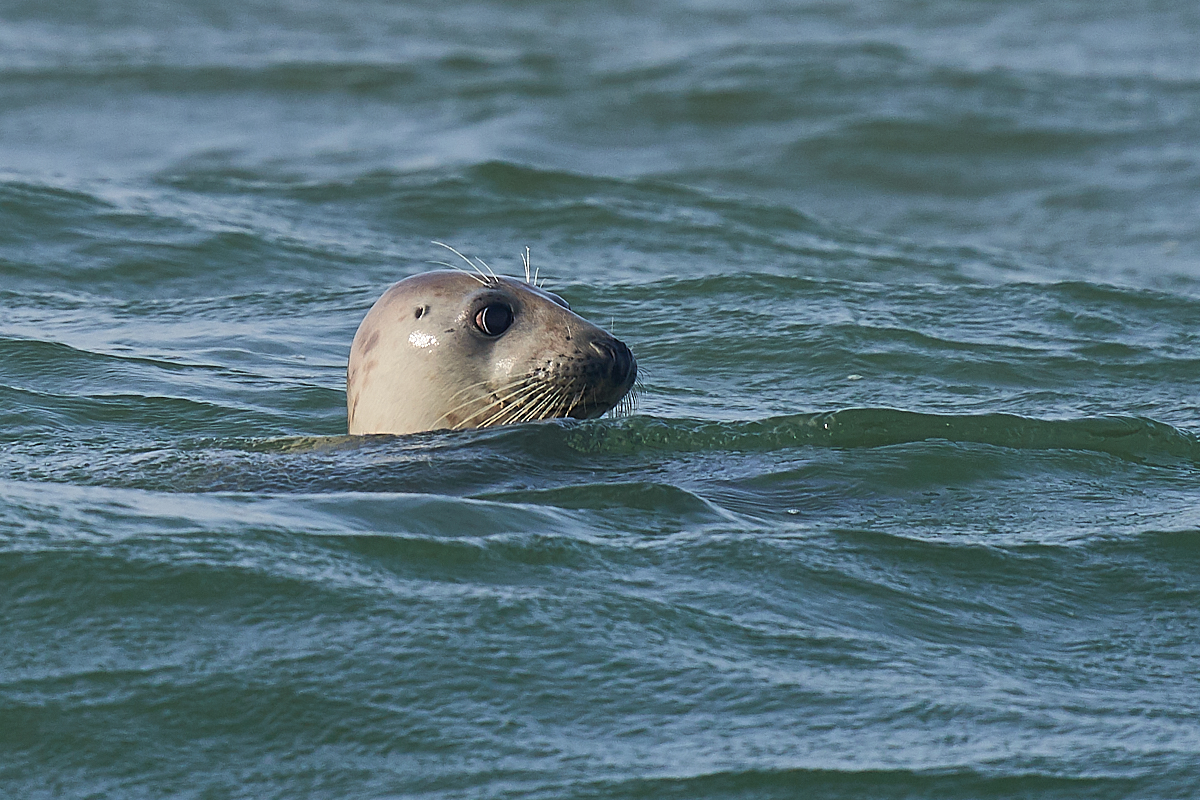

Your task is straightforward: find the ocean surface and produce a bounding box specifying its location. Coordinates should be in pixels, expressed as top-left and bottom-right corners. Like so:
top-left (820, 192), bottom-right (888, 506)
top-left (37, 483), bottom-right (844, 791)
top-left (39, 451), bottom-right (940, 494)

top-left (3, 1), bottom-right (1200, 798)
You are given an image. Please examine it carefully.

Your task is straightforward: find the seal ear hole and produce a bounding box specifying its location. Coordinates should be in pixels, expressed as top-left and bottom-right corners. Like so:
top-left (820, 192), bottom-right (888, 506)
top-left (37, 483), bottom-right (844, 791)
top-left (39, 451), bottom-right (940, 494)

top-left (414, 305), bottom-right (428, 319)
top-left (474, 303), bottom-right (515, 337)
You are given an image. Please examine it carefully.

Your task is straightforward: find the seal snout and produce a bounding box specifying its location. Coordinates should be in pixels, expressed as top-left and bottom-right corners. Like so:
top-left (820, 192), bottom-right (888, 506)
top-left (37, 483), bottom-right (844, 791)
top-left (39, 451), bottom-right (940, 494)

top-left (588, 336), bottom-right (638, 388)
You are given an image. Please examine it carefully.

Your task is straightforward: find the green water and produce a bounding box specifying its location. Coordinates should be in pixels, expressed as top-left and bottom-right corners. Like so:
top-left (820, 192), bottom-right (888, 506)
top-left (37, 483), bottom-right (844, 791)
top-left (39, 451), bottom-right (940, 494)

top-left (3, 1), bottom-right (1200, 798)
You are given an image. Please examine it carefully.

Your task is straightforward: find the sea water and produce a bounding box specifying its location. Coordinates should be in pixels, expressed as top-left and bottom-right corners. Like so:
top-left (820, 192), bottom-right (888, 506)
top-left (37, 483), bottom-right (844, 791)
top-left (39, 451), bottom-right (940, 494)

top-left (3, 1), bottom-right (1200, 797)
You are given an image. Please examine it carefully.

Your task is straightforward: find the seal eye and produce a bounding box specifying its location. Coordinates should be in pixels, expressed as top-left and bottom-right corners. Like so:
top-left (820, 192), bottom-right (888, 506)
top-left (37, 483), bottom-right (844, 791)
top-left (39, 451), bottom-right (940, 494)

top-left (474, 303), bottom-right (514, 336)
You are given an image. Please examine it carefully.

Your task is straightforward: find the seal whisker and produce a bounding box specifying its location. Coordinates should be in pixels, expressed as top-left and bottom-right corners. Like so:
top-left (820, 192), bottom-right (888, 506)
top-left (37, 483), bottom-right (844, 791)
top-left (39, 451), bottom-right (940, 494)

top-left (473, 380), bottom-right (551, 428)
top-left (432, 379), bottom-right (528, 430)
top-left (462, 373), bottom-right (553, 429)
top-left (433, 384), bottom-right (497, 429)
top-left (438, 375), bottom-right (543, 429)
top-left (612, 385), bottom-right (638, 417)
top-left (523, 385), bottom-right (567, 424)
top-left (520, 246), bottom-right (544, 288)
top-left (491, 386), bottom-right (549, 424)
top-left (439, 374), bottom-right (536, 412)
top-left (467, 400), bottom-right (514, 429)
top-left (501, 380), bottom-right (561, 425)
top-left (431, 241), bottom-right (495, 284)
top-left (426, 259), bottom-right (489, 286)
top-left (544, 386), bottom-right (575, 421)
top-left (457, 396), bottom-right (512, 430)
top-left (473, 256), bottom-right (499, 282)
top-left (552, 391), bottom-right (577, 421)
top-left (521, 382), bottom-right (567, 421)
top-left (565, 386), bottom-right (589, 417)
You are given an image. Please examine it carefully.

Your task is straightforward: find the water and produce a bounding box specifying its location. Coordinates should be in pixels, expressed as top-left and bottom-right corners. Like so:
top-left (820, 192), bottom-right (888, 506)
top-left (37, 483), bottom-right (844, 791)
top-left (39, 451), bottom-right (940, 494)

top-left (3, 1), bottom-right (1200, 797)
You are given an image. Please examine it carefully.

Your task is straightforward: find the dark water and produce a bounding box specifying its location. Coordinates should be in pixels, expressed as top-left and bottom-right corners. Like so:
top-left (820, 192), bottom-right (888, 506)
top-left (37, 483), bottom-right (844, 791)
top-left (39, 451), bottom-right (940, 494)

top-left (3, 1), bottom-right (1200, 798)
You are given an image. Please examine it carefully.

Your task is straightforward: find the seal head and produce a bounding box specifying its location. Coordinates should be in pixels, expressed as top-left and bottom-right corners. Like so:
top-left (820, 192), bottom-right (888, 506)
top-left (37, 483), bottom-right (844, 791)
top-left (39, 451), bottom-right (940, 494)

top-left (347, 271), bottom-right (637, 435)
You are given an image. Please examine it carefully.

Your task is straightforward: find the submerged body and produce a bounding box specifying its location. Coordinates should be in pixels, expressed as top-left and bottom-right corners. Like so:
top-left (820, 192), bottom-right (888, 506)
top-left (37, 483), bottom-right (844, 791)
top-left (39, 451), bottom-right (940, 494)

top-left (347, 270), bottom-right (636, 435)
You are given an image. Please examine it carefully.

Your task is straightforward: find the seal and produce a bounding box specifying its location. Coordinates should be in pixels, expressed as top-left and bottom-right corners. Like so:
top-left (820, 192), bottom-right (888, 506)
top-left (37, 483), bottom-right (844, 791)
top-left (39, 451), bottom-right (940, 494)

top-left (347, 265), bottom-right (637, 436)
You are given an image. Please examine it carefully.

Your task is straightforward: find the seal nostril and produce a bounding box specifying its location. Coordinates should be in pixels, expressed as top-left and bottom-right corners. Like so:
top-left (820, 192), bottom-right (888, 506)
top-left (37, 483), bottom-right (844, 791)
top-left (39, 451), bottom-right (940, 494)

top-left (589, 337), bottom-right (635, 385)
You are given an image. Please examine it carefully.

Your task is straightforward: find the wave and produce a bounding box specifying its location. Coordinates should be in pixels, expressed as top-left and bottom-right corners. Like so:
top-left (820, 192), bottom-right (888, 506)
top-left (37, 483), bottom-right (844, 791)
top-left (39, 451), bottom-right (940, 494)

top-left (151, 159), bottom-right (1044, 288)
top-left (65, 409), bottom-right (1200, 494)
top-left (572, 410), bottom-right (1200, 466)
top-left (557, 766), bottom-right (1152, 800)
